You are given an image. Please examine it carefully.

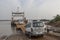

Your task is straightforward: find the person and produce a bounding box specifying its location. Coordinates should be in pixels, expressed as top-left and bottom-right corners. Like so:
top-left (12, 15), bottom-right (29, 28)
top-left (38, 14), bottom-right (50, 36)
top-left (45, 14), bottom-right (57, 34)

top-left (46, 25), bottom-right (49, 33)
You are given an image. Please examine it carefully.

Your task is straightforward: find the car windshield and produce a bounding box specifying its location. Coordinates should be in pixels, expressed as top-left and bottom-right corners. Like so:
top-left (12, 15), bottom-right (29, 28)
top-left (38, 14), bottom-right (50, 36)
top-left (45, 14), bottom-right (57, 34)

top-left (26, 23), bottom-right (31, 28)
top-left (33, 22), bottom-right (44, 27)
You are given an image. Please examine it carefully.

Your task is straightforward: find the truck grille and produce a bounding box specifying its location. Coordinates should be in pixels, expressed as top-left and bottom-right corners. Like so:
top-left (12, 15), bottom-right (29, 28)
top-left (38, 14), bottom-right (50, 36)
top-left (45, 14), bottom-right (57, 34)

top-left (33, 28), bottom-right (43, 32)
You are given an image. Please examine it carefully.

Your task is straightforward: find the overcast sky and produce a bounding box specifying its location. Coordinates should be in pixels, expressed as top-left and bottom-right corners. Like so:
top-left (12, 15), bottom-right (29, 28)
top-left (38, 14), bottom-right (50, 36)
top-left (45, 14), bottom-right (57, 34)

top-left (0, 0), bottom-right (60, 20)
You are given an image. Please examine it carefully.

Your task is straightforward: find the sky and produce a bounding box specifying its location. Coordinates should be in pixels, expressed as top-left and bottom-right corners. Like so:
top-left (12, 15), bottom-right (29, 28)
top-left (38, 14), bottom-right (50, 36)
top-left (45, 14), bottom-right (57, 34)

top-left (0, 0), bottom-right (60, 20)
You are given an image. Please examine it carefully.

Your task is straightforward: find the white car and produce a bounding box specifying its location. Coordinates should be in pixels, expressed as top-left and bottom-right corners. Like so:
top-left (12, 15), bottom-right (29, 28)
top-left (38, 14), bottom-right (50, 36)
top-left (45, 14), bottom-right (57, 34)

top-left (25, 21), bottom-right (47, 36)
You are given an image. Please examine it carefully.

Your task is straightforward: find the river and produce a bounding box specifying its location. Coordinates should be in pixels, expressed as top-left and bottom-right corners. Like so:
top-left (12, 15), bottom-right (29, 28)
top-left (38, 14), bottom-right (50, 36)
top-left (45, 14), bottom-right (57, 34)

top-left (0, 21), bottom-right (15, 36)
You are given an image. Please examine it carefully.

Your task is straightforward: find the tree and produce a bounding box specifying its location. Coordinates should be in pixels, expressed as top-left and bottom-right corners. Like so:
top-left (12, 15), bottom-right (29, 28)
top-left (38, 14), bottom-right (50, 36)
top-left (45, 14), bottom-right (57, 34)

top-left (49, 14), bottom-right (60, 23)
top-left (54, 14), bottom-right (60, 22)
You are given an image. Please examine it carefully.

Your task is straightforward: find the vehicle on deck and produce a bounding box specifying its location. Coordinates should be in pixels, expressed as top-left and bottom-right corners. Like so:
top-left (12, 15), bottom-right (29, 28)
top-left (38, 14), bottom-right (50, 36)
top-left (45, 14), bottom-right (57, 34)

top-left (25, 21), bottom-right (47, 36)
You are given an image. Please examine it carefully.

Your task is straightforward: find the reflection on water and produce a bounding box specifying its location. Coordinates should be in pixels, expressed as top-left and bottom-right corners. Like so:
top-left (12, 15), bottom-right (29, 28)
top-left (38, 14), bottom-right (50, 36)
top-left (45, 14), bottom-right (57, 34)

top-left (0, 21), bottom-right (16, 36)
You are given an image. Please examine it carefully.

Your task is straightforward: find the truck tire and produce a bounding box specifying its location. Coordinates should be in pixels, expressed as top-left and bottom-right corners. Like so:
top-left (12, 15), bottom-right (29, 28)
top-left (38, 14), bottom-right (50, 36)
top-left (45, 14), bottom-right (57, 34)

top-left (41, 34), bottom-right (44, 37)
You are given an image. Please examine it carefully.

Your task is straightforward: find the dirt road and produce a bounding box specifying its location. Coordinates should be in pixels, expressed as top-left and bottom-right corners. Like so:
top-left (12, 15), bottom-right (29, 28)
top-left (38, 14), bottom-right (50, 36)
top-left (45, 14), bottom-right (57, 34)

top-left (3, 33), bottom-right (60, 40)
top-left (31, 34), bottom-right (60, 40)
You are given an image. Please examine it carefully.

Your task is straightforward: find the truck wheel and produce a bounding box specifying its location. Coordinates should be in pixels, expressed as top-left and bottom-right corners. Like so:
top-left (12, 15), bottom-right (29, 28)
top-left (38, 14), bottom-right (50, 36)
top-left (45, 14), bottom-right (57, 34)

top-left (25, 32), bottom-right (31, 38)
top-left (28, 34), bottom-right (31, 38)
top-left (40, 34), bottom-right (44, 37)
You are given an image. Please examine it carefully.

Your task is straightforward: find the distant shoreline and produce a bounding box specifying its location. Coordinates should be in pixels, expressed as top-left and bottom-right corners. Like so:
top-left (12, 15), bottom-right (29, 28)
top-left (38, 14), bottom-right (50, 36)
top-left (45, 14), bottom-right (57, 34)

top-left (0, 20), bottom-right (11, 21)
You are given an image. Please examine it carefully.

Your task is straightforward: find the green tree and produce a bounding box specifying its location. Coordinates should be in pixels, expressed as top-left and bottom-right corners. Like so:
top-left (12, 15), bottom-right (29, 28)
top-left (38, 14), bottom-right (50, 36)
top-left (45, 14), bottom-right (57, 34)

top-left (49, 14), bottom-right (60, 23)
top-left (54, 14), bottom-right (60, 22)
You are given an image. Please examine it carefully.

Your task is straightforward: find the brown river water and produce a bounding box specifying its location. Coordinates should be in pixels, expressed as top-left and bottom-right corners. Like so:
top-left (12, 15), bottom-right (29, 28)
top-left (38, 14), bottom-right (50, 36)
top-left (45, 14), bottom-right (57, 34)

top-left (0, 21), bottom-right (15, 36)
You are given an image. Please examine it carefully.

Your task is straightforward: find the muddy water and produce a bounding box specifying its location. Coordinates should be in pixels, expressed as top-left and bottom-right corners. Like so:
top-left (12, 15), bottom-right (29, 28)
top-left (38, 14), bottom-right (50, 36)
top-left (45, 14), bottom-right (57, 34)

top-left (0, 21), bottom-right (15, 36)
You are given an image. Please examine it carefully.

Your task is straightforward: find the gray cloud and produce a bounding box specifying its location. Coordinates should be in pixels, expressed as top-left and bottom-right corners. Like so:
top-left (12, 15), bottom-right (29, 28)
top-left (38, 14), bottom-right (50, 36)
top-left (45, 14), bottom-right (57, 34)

top-left (0, 0), bottom-right (22, 20)
top-left (24, 0), bottom-right (60, 19)
top-left (0, 0), bottom-right (60, 20)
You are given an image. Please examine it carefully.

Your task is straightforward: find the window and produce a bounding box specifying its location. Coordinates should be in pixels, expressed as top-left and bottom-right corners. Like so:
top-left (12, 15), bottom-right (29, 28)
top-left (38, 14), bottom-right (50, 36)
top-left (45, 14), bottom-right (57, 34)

top-left (33, 22), bottom-right (44, 27)
top-left (26, 23), bottom-right (31, 28)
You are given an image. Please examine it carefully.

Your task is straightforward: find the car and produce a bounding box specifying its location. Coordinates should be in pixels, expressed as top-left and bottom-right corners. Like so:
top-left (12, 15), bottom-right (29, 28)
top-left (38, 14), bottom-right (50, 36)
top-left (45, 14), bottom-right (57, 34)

top-left (25, 21), bottom-right (47, 37)
top-left (52, 27), bottom-right (60, 33)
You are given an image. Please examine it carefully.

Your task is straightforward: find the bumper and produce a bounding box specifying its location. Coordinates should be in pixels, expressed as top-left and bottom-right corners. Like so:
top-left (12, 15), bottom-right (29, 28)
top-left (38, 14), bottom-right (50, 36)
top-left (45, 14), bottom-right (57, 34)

top-left (25, 31), bottom-right (45, 36)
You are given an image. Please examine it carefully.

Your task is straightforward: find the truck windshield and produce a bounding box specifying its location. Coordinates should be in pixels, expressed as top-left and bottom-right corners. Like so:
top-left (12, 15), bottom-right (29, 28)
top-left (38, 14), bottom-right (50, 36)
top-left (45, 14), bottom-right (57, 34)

top-left (33, 22), bottom-right (44, 27)
top-left (26, 23), bottom-right (31, 28)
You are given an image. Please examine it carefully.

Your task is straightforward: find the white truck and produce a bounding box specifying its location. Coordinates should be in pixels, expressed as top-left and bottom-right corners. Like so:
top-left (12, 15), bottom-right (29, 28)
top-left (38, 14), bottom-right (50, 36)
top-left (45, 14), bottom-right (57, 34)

top-left (25, 20), bottom-right (47, 36)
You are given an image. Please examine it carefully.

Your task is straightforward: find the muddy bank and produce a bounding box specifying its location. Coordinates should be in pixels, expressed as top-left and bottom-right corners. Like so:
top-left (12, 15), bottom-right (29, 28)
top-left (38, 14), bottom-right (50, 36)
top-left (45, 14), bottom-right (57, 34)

top-left (48, 21), bottom-right (60, 27)
top-left (0, 33), bottom-right (59, 40)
